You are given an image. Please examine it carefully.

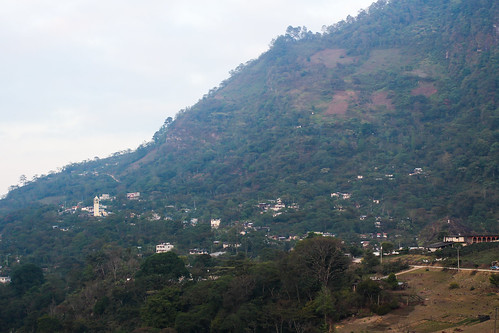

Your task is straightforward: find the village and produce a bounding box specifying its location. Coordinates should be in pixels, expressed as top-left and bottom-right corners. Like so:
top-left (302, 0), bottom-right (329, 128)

top-left (49, 187), bottom-right (499, 262)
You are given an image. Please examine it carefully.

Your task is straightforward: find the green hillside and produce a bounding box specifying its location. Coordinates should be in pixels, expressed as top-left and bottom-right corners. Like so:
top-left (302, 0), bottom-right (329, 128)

top-left (3, 0), bottom-right (497, 239)
top-left (0, 0), bottom-right (498, 330)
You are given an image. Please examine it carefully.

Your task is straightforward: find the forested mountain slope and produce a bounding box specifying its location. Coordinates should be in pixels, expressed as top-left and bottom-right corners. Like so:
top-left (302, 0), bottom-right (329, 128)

top-left (0, 0), bottom-right (498, 331)
top-left (2, 0), bottom-right (498, 237)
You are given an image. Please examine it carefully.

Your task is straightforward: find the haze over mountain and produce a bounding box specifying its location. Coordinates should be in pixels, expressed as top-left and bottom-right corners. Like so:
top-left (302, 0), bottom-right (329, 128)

top-left (0, 0), bottom-right (498, 331)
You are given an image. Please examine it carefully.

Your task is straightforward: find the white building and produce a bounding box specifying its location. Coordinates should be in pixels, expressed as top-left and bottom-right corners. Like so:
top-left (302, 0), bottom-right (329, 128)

top-left (99, 194), bottom-right (111, 200)
top-left (127, 192), bottom-right (140, 200)
top-left (189, 249), bottom-right (209, 255)
top-left (0, 276), bottom-right (11, 283)
top-left (156, 243), bottom-right (174, 253)
top-left (211, 218), bottom-right (221, 229)
top-left (93, 196), bottom-right (101, 217)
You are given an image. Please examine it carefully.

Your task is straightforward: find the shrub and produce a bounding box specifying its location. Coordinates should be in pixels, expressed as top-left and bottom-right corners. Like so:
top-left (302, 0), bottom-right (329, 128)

top-left (490, 274), bottom-right (499, 287)
top-left (449, 282), bottom-right (459, 289)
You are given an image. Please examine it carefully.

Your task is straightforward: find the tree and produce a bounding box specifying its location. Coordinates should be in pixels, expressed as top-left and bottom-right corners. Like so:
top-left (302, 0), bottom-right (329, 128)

top-left (381, 242), bottom-right (394, 254)
top-left (356, 279), bottom-right (381, 305)
top-left (11, 263), bottom-right (44, 295)
top-left (309, 286), bottom-right (336, 331)
top-left (137, 252), bottom-right (190, 290)
top-left (141, 286), bottom-right (181, 328)
top-left (490, 274), bottom-right (499, 287)
top-left (37, 315), bottom-right (62, 333)
top-left (292, 236), bottom-right (350, 289)
top-left (19, 174), bottom-right (27, 186)
top-left (362, 250), bottom-right (380, 274)
top-left (385, 273), bottom-right (398, 289)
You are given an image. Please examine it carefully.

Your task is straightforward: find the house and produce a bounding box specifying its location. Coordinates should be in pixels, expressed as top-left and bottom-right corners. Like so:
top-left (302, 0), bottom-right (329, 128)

top-left (211, 219), bottom-right (221, 229)
top-left (443, 235), bottom-right (499, 245)
top-left (99, 194), bottom-right (111, 200)
top-left (426, 242), bottom-right (453, 252)
top-left (223, 243), bottom-right (242, 249)
top-left (409, 168), bottom-right (424, 176)
top-left (0, 276), bottom-right (11, 284)
top-left (156, 242), bottom-right (174, 253)
top-left (189, 249), bottom-right (209, 255)
top-left (127, 192), bottom-right (140, 200)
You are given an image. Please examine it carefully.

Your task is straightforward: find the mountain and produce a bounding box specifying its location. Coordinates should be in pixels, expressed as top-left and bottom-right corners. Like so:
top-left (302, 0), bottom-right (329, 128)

top-left (1, 1), bottom-right (499, 331)
top-left (1, 0), bottom-right (498, 241)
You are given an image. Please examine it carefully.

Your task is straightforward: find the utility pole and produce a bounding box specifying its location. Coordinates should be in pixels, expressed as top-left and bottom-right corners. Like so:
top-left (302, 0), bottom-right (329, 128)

top-left (457, 246), bottom-right (460, 271)
top-left (380, 244), bottom-right (383, 264)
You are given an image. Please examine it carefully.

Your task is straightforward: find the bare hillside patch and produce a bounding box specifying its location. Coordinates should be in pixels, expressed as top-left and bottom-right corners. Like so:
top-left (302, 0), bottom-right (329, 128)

top-left (370, 91), bottom-right (395, 110)
top-left (412, 82), bottom-right (437, 97)
top-left (336, 268), bottom-right (499, 333)
top-left (310, 49), bottom-right (356, 68)
top-left (324, 90), bottom-right (357, 115)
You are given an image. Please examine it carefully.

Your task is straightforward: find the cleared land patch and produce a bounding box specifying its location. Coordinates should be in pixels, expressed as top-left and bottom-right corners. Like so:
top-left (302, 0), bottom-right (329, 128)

top-left (370, 90), bottom-right (395, 110)
top-left (310, 49), bottom-right (356, 68)
top-left (324, 90), bottom-right (357, 115)
top-left (357, 49), bottom-right (409, 74)
top-left (411, 81), bottom-right (437, 97)
top-left (336, 268), bottom-right (499, 332)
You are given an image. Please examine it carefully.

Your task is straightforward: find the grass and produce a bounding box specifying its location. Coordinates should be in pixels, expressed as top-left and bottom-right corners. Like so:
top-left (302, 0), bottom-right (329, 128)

top-left (412, 320), bottom-right (455, 333)
top-left (461, 247), bottom-right (499, 268)
top-left (336, 268), bottom-right (499, 333)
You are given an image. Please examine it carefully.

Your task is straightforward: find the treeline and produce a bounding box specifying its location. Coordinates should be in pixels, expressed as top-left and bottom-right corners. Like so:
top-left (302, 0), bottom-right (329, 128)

top-left (0, 236), bottom-right (404, 333)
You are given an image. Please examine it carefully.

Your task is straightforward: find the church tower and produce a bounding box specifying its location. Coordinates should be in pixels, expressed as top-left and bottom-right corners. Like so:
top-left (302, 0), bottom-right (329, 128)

top-left (93, 196), bottom-right (101, 217)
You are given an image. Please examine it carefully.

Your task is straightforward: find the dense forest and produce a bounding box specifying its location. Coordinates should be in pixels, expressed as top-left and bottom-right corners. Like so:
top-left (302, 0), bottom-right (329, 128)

top-left (0, 234), bottom-right (415, 332)
top-left (0, 0), bottom-right (498, 331)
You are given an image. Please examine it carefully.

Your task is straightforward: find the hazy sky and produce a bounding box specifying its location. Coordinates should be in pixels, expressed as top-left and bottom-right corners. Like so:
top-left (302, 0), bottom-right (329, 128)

top-left (0, 0), bottom-right (374, 195)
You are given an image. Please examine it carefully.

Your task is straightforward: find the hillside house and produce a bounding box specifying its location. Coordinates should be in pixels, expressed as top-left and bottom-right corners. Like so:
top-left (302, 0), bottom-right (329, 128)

top-left (0, 276), bottom-right (11, 283)
top-left (156, 242), bottom-right (174, 253)
top-left (189, 249), bottom-right (209, 255)
top-left (331, 192), bottom-right (351, 199)
top-left (127, 192), bottom-right (140, 200)
top-left (211, 218), bottom-right (221, 229)
top-left (99, 194), bottom-right (111, 200)
top-left (223, 243), bottom-right (241, 249)
top-left (426, 242), bottom-right (453, 252)
top-left (443, 235), bottom-right (499, 245)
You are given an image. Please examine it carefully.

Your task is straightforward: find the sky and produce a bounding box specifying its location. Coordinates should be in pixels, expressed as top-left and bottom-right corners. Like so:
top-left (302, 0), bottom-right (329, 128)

top-left (0, 0), bottom-right (374, 196)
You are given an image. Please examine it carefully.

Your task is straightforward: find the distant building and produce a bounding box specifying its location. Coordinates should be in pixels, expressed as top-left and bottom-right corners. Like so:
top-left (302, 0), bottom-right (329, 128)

top-left (211, 218), bottom-right (221, 229)
top-left (156, 243), bottom-right (174, 253)
top-left (93, 196), bottom-right (101, 217)
top-left (223, 243), bottom-right (242, 249)
top-left (331, 192), bottom-right (351, 199)
top-left (0, 276), bottom-right (11, 284)
top-left (99, 194), bottom-right (111, 200)
top-left (189, 249), bottom-right (209, 255)
top-left (443, 235), bottom-right (499, 245)
top-left (426, 242), bottom-right (453, 252)
top-left (127, 192), bottom-right (140, 200)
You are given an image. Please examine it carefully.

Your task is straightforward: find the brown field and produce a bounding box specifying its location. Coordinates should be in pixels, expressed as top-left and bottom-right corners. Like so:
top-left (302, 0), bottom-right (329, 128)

top-left (324, 90), bottom-right (358, 115)
top-left (411, 82), bottom-right (438, 97)
top-left (371, 90), bottom-right (395, 110)
top-left (336, 268), bottom-right (499, 333)
top-left (310, 49), bottom-right (357, 68)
